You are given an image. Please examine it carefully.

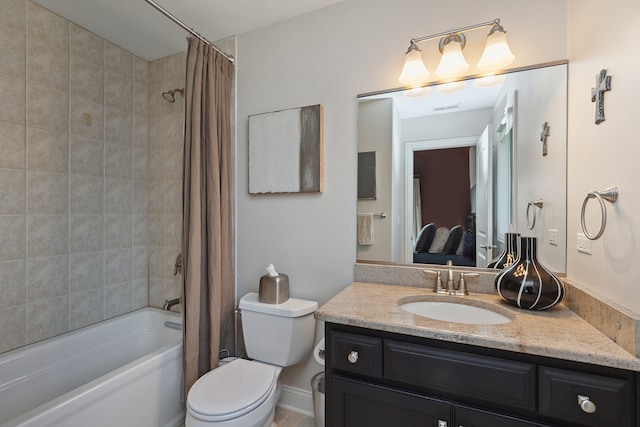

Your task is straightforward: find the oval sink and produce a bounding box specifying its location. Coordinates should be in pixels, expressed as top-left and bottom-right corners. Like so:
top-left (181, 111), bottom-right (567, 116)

top-left (400, 301), bottom-right (512, 325)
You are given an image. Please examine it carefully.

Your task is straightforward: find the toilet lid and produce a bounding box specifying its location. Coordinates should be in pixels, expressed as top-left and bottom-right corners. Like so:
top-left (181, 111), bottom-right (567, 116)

top-left (187, 358), bottom-right (278, 421)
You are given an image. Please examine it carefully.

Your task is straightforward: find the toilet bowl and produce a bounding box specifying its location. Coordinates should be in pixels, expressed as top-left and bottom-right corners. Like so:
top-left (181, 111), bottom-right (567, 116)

top-left (185, 293), bottom-right (317, 427)
top-left (185, 359), bottom-right (282, 427)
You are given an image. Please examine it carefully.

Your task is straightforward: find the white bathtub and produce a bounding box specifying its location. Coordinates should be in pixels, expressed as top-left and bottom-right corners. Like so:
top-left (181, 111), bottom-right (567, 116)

top-left (0, 308), bottom-right (184, 427)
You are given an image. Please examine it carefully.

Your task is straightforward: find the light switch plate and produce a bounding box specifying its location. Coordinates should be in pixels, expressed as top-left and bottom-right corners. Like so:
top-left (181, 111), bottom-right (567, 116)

top-left (548, 229), bottom-right (558, 246)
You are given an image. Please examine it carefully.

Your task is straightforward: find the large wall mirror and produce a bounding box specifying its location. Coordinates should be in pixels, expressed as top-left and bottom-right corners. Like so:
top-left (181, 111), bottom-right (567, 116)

top-left (356, 62), bottom-right (567, 273)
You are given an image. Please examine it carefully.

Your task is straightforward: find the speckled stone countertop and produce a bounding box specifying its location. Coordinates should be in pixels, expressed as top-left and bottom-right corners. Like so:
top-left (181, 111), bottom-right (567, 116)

top-left (316, 281), bottom-right (640, 372)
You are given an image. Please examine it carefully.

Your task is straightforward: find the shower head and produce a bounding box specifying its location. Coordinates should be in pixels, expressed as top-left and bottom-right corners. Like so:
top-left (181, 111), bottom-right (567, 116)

top-left (162, 88), bottom-right (184, 103)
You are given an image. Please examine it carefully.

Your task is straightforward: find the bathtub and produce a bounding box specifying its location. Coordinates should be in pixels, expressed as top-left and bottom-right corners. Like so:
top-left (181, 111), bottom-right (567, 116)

top-left (0, 307), bottom-right (184, 427)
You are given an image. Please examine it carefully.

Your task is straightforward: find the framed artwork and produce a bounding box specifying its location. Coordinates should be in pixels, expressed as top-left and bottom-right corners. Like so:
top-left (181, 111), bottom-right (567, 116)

top-left (249, 104), bottom-right (323, 194)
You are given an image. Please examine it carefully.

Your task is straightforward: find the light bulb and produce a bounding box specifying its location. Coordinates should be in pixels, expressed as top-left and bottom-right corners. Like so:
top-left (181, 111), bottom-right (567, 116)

top-left (436, 40), bottom-right (469, 79)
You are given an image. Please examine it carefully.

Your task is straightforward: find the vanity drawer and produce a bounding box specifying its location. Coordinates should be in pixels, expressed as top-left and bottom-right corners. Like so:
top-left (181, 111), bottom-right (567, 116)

top-left (330, 331), bottom-right (382, 379)
top-left (538, 366), bottom-right (634, 427)
top-left (384, 340), bottom-right (536, 411)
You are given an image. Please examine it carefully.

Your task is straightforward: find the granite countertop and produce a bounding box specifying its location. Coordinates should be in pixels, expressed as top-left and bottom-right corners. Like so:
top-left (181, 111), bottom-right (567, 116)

top-left (316, 281), bottom-right (640, 372)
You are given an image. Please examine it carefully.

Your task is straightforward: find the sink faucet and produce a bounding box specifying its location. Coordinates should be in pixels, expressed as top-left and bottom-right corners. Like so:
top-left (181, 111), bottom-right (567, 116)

top-left (424, 260), bottom-right (479, 296)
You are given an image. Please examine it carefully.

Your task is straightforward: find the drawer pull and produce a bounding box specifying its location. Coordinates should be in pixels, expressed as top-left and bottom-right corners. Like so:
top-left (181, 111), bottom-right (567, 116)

top-left (347, 350), bottom-right (359, 364)
top-left (577, 395), bottom-right (597, 413)
top-left (437, 421), bottom-right (447, 427)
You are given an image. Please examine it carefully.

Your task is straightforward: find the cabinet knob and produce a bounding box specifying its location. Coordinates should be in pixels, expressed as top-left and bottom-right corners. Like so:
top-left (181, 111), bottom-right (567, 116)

top-left (347, 350), bottom-right (359, 364)
top-left (577, 395), bottom-right (597, 413)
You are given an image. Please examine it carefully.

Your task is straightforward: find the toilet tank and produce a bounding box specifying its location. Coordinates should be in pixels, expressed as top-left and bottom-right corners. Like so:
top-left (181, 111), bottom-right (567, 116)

top-left (239, 293), bottom-right (317, 367)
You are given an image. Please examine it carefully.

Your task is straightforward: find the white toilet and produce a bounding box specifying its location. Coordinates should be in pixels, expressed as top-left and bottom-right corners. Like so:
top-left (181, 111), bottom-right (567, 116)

top-left (185, 292), bottom-right (318, 427)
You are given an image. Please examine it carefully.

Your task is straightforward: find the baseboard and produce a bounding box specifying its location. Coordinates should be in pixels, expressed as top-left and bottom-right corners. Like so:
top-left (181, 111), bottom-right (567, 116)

top-left (277, 384), bottom-right (315, 418)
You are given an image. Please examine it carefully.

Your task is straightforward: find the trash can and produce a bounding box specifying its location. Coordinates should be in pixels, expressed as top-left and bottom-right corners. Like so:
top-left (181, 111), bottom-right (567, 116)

top-left (311, 371), bottom-right (325, 427)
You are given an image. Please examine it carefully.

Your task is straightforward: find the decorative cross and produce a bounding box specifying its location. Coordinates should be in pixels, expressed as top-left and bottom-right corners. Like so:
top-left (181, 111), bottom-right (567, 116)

top-left (591, 69), bottom-right (611, 125)
top-left (540, 121), bottom-right (550, 156)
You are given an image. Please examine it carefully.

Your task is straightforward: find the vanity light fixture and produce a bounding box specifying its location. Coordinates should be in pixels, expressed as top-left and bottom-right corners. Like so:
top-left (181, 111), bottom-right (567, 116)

top-left (399, 18), bottom-right (515, 86)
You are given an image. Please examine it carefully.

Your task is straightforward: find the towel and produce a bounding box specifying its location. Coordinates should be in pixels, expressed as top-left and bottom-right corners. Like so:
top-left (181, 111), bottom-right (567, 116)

top-left (357, 213), bottom-right (374, 245)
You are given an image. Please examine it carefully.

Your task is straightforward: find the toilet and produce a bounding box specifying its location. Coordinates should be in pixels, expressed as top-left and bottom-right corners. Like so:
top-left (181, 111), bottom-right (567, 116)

top-left (185, 292), bottom-right (318, 427)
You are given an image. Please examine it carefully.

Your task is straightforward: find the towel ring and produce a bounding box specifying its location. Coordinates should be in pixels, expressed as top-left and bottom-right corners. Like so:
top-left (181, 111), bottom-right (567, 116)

top-left (526, 200), bottom-right (544, 230)
top-left (580, 186), bottom-right (618, 240)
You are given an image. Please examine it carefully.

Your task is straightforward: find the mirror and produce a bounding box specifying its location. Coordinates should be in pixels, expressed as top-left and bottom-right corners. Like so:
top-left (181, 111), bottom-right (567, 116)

top-left (356, 62), bottom-right (567, 273)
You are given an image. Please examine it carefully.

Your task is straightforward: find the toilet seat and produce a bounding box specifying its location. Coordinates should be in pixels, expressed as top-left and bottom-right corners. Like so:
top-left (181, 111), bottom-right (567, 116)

top-left (187, 359), bottom-right (278, 422)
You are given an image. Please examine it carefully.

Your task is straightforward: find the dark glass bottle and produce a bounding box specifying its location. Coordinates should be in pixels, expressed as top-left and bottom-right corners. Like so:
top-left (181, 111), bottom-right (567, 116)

top-left (487, 232), bottom-right (520, 269)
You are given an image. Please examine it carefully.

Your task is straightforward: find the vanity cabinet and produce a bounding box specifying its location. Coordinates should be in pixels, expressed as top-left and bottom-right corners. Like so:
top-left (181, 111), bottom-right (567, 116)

top-left (325, 324), bottom-right (638, 427)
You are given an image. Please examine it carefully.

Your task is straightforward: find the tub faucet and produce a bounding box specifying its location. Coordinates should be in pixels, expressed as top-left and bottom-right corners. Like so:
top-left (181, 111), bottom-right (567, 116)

top-left (163, 298), bottom-right (180, 311)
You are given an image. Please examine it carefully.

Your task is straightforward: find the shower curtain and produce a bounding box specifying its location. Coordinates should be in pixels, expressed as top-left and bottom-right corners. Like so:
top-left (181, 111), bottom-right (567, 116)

top-left (181, 37), bottom-right (234, 394)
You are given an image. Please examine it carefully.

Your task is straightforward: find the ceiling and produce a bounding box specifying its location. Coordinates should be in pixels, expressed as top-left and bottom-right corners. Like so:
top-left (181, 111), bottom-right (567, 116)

top-left (32, 0), bottom-right (349, 61)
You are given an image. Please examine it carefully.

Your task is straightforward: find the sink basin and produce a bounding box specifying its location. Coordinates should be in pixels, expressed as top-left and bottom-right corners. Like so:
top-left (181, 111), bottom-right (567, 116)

top-left (399, 300), bottom-right (512, 325)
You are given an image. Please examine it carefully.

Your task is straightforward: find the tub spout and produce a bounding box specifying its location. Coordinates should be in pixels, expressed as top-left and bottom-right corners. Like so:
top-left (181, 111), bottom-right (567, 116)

top-left (163, 298), bottom-right (180, 311)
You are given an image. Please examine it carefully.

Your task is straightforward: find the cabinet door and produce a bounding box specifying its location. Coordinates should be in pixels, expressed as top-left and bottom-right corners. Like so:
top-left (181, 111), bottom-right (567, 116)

top-left (455, 405), bottom-right (551, 427)
top-left (331, 375), bottom-right (451, 427)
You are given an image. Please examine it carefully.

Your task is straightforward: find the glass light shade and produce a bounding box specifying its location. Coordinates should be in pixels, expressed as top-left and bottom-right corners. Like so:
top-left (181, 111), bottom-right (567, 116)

top-left (399, 49), bottom-right (430, 85)
top-left (404, 87), bottom-right (431, 98)
top-left (435, 41), bottom-right (469, 79)
top-left (473, 74), bottom-right (506, 88)
top-left (477, 31), bottom-right (515, 71)
top-left (437, 81), bottom-right (466, 94)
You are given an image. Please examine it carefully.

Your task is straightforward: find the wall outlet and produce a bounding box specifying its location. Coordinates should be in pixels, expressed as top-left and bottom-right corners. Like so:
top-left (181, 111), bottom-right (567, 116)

top-left (548, 229), bottom-right (558, 246)
top-left (576, 233), bottom-right (592, 254)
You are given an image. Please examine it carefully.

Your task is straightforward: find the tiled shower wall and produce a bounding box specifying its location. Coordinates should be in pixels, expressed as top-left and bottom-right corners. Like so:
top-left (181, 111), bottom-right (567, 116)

top-left (147, 53), bottom-right (185, 308)
top-left (0, 1), bottom-right (149, 353)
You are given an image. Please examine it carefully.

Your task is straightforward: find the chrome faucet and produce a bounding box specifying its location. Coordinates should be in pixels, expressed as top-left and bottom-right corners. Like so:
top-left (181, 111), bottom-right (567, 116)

top-left (163, 297), bottom-right (180, 311)
top-left (424, 260), bottom-right (479, 296)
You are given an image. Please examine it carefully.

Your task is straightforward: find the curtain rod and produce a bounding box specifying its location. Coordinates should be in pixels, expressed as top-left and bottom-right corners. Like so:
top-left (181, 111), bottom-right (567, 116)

top-left (142, 0), bottom-right (235, 63)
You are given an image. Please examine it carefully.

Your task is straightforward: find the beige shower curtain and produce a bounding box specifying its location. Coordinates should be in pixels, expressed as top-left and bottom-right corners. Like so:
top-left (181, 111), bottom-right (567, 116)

top-left (182, 37), bottom-right (234, 395)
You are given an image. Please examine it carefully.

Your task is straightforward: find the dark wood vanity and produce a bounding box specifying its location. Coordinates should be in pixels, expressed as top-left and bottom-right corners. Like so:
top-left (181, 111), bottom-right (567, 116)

top-left (325, 322), bottom-right (638, 427)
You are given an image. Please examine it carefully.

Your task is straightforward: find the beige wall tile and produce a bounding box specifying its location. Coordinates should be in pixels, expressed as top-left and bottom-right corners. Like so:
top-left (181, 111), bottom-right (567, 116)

top-left (27, 171), bottom-right (68, 214)
top-left (148, 214), bottom-right (163, 246)
top-left (69, 23), bottom-right (104, 67)
top-left (70, 135), bottom-right (103, 177)
top-left (134, 57), bottom-right (148, 85)
top-left (133, 145), bottom-right (148, 181)
top-left (147, 183), bottom-right (162, 214)
top-left (105, 42), bottom-right (133, 82)
top-left (0, 0), bottom-right (26, 31)
top-left (70, 287), bottom-right (103, 330)
top-left (70, 175), bottom-right (103, 214)
top-left (27, 255), bottom-right (69, 302)
top-left (69, 214), bottom-right (103, 253)
top-left (0, 215), bottom-right (26, 261)
top-left (163, 51), bottom-right (186, 89)
top-left (104, 179), bottom-right (132, 214)
top-left (27, 127), bottom-right (69, 174)
top-left (70, 54), bottom-right (104, 104)
top-left (0, 305), bottom-right (26, 353)
top-left (0, 168), bottom-right (25, 214)
top-left (105, 143), bottom-right (132, 178)
top-left (27, 295), bottom-right (69, 343)
top-left (148, 114), bottom-right (163, 147)
top-left (0, 23), bottom-right (25, 78)
top-left (0, 74), bottom-right (25, 124)
top-left (0, 260), bottom-right (26, 309)
top-left (104, 214), bottom-right (132, 250)
top-left (163, 181), bottom-right (182, 215)
top-left (162, 110), bottom-right (184, 148)
top-left (133, 214), bottom-right (148, 248)
top-left (27, 36), bottom-right (69, 92)
top-left (27, 214), bottom-right (69, 258)
top-left (27, 83), bottom-right (68, 132)
top-left (162, 146), bottom-right (182, 181)
top-left (133, 246), bottom-right (148, 280)
top-left (133, 279), bottom-right (148, 310)
top-left (163, 214), bottom-right (182, 249)
top-left (148, 246), bottom-right (163, 279)
top-left (105, 107), bottom-right (133, 147)
top-left (163, 247), bottom-right (181, 279)
top-left (104, 248), bottom-right (132, 286)
top-left (105, 72), bottom-right (132, 112)
top-left (69, 95), bottom-right (104, 140)
top-left (26, 2), bottom-right (68, 49)
top-left (0, 120), bottom-right (25, 169)
top-left (133, 181), bottom-right (147, 214)
top-left (105, 281), bottom-right (133, 319)
top-left (148, 278), bottom-right (166, 309)
top-left (148, 148), bottom-right (163, 181)
top-left (70, 251), bottom-right (103, 293)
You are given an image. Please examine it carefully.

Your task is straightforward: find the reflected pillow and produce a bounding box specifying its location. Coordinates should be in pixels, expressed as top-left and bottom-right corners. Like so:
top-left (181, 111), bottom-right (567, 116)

top-left (414, 223), bottom-right (435, 253)
top-left (428, 227), bottom-right (450, 253)
top-left (443, 225), bottom-right (463, 254)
